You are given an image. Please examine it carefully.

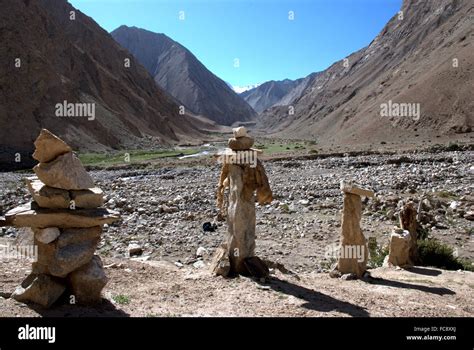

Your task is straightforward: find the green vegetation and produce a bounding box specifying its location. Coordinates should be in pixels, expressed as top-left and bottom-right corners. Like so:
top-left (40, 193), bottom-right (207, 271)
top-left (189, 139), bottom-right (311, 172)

top-left (112, 294), bottom-right (131, 305)
top-left (435, 190), bottom-right (457, 199)
top-left (254, 140), bottom-right (310, 154)
top-left (368, 242), bottom-right (389, 268)
top-left (417, 239), bottom-right (473, 271)
top-left (79, 148), bottom-right (198, 167)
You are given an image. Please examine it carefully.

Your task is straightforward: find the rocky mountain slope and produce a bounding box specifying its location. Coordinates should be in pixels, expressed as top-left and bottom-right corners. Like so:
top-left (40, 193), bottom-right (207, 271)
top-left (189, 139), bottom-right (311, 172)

top-left (258, 0), bottom-right (473, 145)
top-left (241, 74), bottom-right (317, 113)
top-left (0, 0), bottom-right (211, 170)
top-left (111, 26), bottom-right (257, 126)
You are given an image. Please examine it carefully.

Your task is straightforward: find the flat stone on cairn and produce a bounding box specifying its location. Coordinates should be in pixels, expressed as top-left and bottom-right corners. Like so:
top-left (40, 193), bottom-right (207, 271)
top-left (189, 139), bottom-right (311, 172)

top-left (8, 129), bottom-right (120, 307)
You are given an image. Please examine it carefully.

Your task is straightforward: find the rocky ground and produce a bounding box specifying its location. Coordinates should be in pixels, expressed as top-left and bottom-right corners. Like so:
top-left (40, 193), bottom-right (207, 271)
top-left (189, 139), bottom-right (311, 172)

top-left (0, 148), bottom-right (473, 316)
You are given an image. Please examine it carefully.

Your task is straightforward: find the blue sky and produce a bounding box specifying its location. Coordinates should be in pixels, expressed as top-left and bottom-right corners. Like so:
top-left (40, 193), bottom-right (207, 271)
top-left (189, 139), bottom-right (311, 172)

top-left (70, 0), bottom-right (402, 89)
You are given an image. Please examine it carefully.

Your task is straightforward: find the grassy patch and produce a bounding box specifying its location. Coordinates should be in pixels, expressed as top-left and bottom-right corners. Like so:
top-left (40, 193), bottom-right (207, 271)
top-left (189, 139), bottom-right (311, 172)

top-left (254, 141), bottom-right (307, 154)
top-left (368, 240), bottom-right (389, 268)
top-left (418, 239), bottom-right (473, 271)
top-left (112, 294), bottom-right (131, 305)
top-left (79, 149), bottom-right (198, 167)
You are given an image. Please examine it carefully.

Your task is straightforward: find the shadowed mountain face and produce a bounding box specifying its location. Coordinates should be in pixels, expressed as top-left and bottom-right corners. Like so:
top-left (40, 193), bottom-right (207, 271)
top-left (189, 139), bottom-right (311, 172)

top-left (111, 26), bottom-right (257, 126)
top-left (0, 0), bottom-right (209, 170)
top-left (241, 74), bottom-right (318, 113)
top-left (258, 0), bottom-right (473, 145)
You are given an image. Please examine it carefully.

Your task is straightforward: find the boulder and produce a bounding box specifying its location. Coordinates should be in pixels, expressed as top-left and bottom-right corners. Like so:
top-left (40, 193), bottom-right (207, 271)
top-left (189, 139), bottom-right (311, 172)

top-left (32, 129), bottom-right (72, 163)
top-left (68, 256), bottom-right (108, 304)
top-left (34, 227), bottom-right (60, 244)
top-left (33, 227), bottom-right (102, 277)
top-left (11, 273), bottom-right (66, 308)
top-left (385, 229), bottom-right (413, 268)
top-left (34, 152), bottom-right (94, 190)
top-left (70, 187), bottom-right (104, 208)
top-left (5, 202), bottom-right (120, 228)
top-left (26, 177), bottom-right (70, 209)
top-left (228, 136), bottom-right (254, 151)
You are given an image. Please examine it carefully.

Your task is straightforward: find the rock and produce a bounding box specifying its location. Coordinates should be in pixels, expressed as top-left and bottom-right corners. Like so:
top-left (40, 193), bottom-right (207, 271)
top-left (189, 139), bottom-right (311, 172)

top-left (70, 188), bottom-right (104, 208)
top-left (68, 256), bottom-right (107, 304)
top-left (26, 177), bottom-right (70, 209)
top-left (34, 152), bottom-right (94, 190)
top-left (202, 222), bottom-right (217, 232)
top-left (209, 244), bottom-right (231, 277)
top-left (193, 260), bottom-right (206, 269)
top-left (5, 202), bottom-right (120, 228)
top-left (340, 180), bottom-right (374, 198)
top-left (464, 211), bottom-right (474, 221)
top-left (341, 273), bottom-right (357, 280)
top-left (336, 192), bottom-right (368, 278)
top-left (11, 273), bottom-right (66, 308)
top-left (128, 243), bottom-right (143, 256)
top-left (228, 136), bottom-right (254, 151)
top-left (34, 227), bottom-right (60, 244)
top-left (32, 129), bottom-right (72, 163)
top-left (233, 126), bottom-right (248, 138)
top-left (298, 199), bottom-right (310, 206)
top-left (329, 269), bottom-right (342, 278)
top-left (385, 229), bottom-right (413, 268)
top-left (33, 227), bottom-right (102, 277)
top-left (196, 246), bottom-right (208, 257)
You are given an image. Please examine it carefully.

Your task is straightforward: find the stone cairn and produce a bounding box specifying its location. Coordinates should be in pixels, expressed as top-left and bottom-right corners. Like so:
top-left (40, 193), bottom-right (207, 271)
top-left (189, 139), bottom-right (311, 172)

top-left (384, 202), bottom-right (419, 268)
top-left (5, 129), bottom-right (120, 308)
top-left (332, 181), bottom-right (374, 278)
top-left (211, 127), bottom-right (273, 278)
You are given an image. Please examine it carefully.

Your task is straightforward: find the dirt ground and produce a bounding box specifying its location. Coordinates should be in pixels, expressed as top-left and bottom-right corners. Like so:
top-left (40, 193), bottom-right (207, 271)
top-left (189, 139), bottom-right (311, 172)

top-left (0, 256), bottom-right (472, 317)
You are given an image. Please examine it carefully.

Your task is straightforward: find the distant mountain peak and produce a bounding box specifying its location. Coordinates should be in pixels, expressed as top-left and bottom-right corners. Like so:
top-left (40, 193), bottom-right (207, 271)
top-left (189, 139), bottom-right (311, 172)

top-left (111, 26), bottom-right (256, 125)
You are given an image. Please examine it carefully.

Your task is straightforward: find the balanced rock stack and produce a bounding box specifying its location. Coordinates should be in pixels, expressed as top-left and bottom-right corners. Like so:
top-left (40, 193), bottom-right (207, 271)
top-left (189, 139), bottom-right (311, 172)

top-left (334, 181), bottom-right (374, 278)
top-left (5, 129), bottom-right (120, 308)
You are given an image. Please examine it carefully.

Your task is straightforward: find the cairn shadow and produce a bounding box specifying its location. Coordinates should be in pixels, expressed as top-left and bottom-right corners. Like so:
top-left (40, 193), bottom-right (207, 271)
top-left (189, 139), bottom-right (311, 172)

top-left (263, 277), bottom-right (370, 317)
top-left (29, 299), bottom-right (130, 317)
top-left (363, 277), bottom-right (454, 296)
top-left (405, 266), bottom-right (442, 276)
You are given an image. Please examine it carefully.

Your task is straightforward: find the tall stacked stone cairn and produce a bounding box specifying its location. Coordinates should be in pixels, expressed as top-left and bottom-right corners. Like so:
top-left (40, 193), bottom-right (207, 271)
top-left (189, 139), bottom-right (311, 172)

top-left (384, 202), bottom-right (419, 268)
top-left (334, 181), bottom-right (374, 278)
top-left (5, 129), bottom-right (120, 308)
top-left (211, 127), bottom-right (273, 278)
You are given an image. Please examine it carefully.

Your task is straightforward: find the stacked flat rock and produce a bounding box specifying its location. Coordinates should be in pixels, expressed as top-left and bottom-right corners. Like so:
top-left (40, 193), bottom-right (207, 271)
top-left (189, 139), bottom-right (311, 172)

top-left (227, 127), bottom-right (254, 151)
top-left (6, 129), bottom-right (120, 308)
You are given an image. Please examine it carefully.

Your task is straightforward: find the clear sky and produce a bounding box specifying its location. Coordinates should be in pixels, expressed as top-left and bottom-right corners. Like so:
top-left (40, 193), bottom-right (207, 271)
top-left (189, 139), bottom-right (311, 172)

top-left (70, 0), bottom-right (402, 89)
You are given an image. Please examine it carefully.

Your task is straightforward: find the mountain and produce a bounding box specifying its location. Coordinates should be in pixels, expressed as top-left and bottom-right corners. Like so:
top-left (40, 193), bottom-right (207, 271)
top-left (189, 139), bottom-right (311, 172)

top-left (232, 83), bottom-right (262, 94)
top-left (0, 0), bottom-right (212, 170)
top-left (258, 0), bottom-right (473, 145)
top-left (111, 26), bottom-right (257, 126)
top-left (241, 74), bottom-right (317, 113)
